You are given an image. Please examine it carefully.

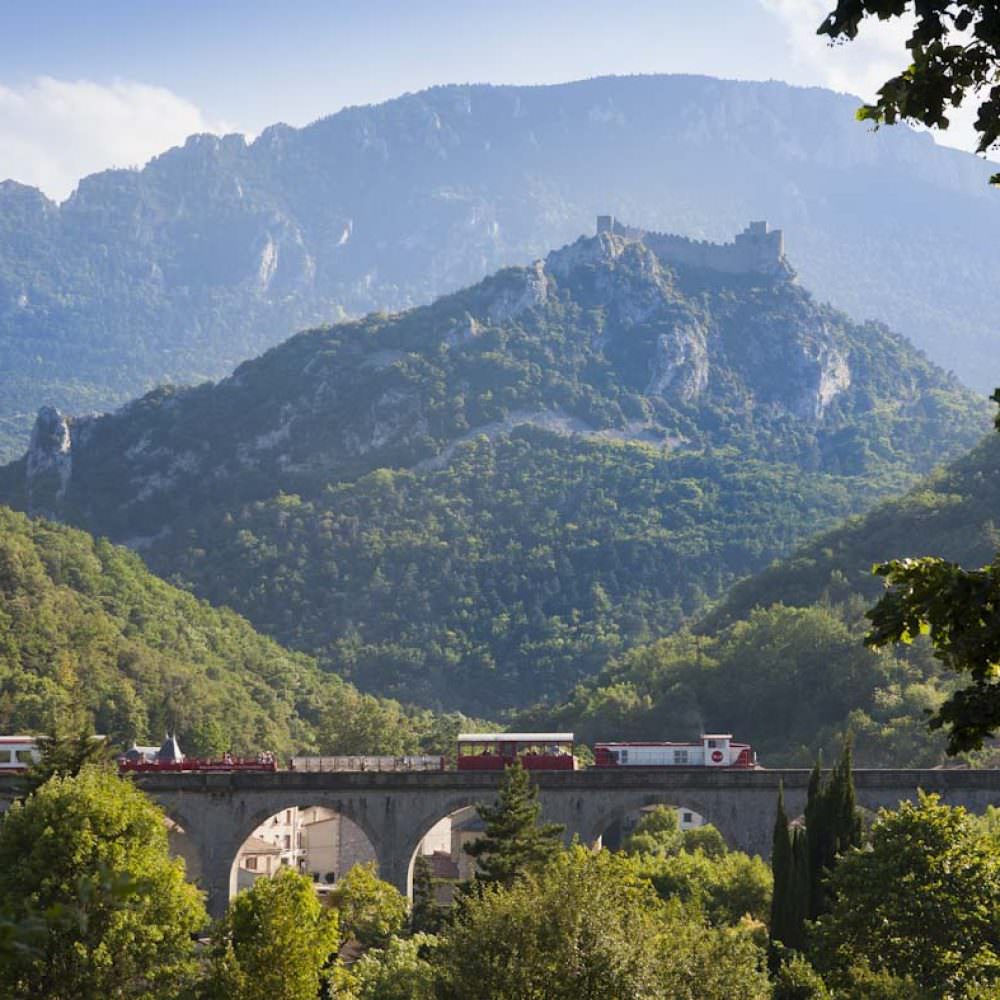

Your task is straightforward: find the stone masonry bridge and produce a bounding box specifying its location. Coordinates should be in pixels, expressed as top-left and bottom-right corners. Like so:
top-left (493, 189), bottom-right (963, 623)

top-left (4, 767), bottom-right (1000, 918)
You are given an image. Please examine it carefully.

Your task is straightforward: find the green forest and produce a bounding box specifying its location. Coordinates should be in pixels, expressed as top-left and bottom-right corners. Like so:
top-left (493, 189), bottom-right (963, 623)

top-left (521, 427), bottom-right (1000, 767)
top-left (2, 232), bottom-right (986, 721)
top-left (0, 506), bottom-right (476, 755)
top-left (156, 427), bottom-right (914, 713)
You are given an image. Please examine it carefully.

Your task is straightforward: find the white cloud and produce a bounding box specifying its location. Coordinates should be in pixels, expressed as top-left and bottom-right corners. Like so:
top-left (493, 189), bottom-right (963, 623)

top-left (760, 0), bottom-right (912, 101)
top-left (0, 76), bottom-right (236, 202)
top-left (759, 0), bottom-right (987, 155)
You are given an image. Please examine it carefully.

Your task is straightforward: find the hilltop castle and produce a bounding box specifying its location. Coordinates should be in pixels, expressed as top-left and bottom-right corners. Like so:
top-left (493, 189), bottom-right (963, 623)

top-left (596, 216), bottom-right (787, 277)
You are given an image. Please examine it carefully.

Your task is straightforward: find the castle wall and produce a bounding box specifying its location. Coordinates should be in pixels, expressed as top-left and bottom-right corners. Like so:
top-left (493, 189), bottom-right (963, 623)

top-left (596, 216), bottom-right (785, 276)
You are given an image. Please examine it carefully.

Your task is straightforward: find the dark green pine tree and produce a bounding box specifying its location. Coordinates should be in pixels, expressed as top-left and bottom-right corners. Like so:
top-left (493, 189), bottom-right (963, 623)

top-left (804, 754), bottom-right (826, 920)
top-left (770, 783), bottom-right (811, 956)
top-left (788, 826), bottom-right (811, 951)
top-left (804, 741), bottom-right (862, 920)
top-left (18, 724), bottom-right (111, 798)
top-left (463, 760), bottom-right (565, 889)
top-left (770, 783), bottom-right (794, 953)
top-left (411, 853), bottom-right (444, 933)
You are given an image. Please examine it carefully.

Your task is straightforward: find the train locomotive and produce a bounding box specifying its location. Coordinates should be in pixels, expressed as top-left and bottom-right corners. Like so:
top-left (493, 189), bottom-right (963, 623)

top-left (594, 733), bottom-right (756, 769)
top-left (0, 732), bottom-right (757, 773)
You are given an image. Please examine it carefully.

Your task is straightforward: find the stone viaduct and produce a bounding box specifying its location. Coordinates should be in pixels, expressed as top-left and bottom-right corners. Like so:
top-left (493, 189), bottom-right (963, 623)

top-left (4, 767), bottom-right (1000, 919)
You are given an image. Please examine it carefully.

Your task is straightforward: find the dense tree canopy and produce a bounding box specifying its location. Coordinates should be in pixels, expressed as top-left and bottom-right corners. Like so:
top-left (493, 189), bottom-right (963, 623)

top-left (203, 867), bottom-right (340, 1000)
top-left (328, 862), bottom-right (408, 949)
top-left (864, 396), bottom-right (1000, 752)
top-left (348, 933), bottom-right (439, 1000)
top-left (438, 846), bottom-right (771, 1000)
top-left (0, 766), bottom-right (206, 1000)
top-left (522, 601), bottom-right (957, 767)
top-left (0, 506), bottom-right (475, 756)
top-left (813, 792), bottom-right (1000, 996)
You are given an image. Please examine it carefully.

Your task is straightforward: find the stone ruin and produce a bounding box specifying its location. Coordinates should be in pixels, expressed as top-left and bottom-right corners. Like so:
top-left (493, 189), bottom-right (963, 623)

top-left (596, 215), bottom-right (787, 277)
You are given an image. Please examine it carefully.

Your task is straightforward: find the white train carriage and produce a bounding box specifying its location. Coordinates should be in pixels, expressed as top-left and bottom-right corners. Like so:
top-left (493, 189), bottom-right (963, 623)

top-left (0, 736), bottom-right (40, 771)
top-left (594, 734), bottom-right (755, 768)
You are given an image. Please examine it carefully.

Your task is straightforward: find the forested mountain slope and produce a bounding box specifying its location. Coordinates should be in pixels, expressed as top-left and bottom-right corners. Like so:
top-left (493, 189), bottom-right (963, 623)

top-left (523, 423), bottom-right (1000, 767)
top-left (0, 230), bottom-right (985, 713)
top-left (0, 506), bottom-right (466, 755)
top-left (3, 74), bottom-right (1000, 457)
top-left (709, 430), bottom-right (1000, 628)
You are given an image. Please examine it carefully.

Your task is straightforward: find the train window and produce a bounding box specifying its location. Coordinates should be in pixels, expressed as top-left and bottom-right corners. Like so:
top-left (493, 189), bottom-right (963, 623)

top-left (707, 739), bottom-right (718, 748)
top-left (0, 750), bottom-right (10, 763)
top-left (673, 749), bottom-right (688, 764)
top-left (683, 812), bottom-right (693, 824)
top-left (15, 750), bottom-right (34, 762)
top-left (619, 749), bottom-right (628, 764)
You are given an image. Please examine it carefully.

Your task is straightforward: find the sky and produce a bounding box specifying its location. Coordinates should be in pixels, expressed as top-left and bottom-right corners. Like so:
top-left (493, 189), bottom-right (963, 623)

top-left (0, 0), bottom-right (976, 201)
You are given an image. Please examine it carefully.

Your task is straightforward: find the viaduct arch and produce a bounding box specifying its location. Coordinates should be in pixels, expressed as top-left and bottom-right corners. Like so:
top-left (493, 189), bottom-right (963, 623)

top-left (4, 768), bottom-right (1000, 919)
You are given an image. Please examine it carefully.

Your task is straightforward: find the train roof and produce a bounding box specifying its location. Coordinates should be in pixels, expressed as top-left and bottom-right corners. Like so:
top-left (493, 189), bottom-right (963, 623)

top-left (457, 733), bottom-right (573, 743)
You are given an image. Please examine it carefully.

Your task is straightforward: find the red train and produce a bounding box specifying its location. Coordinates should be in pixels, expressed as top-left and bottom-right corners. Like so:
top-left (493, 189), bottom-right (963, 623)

top-left (455, 732), bottom-right (756, 770)
top-left (117, 734), bottom-right (277, 773)
top-left (1, 732), bottom-right (757, 774)
top-left (456, 733), bottom-right (576, 771)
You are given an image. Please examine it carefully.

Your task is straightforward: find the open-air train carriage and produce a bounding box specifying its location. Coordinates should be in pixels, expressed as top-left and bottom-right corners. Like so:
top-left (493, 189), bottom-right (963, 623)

top-left (456, 732), bottom-right (576, 770)
top-left (290, 755), bottom-right (445, 772)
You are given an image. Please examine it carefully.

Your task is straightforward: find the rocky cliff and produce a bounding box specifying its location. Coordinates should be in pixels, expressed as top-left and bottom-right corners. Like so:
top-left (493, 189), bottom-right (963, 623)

top-left (0, 227), bottom-right (987, 710)
top-left (3, 74), bottom-right (1000, 459)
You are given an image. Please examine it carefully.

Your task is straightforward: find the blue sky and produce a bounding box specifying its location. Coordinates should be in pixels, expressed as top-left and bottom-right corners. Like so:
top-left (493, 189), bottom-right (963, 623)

top-left (0, 1), bottom-right (958, 200)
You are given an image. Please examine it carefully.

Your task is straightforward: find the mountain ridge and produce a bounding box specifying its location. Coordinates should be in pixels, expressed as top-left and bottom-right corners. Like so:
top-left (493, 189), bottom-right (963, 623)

top-left (3, 74), bottom-right (1000, 458)
top-left (0, 225), bottom-right (986, 712)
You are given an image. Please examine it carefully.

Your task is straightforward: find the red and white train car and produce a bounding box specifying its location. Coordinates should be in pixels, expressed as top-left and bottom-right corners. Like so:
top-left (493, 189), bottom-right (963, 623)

top-left (594, 734), bottom-right (755, 769)
top-left (456, 733), bottom-right (576, 771)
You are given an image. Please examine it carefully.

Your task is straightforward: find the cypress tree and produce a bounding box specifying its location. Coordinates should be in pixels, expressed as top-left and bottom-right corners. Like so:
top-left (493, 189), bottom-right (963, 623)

top-left (771, 783), bottom-right (811, 955)
top-left (803, 741), bottom-right (862, 920)
top-left (830, 738), bottom-right (863, 857)
top-left (804, 754), bottom-right (826, 920)
top-left (463, 760), bottom-right (565, 889)
top-left (788, 826), bottom-right (811, 952)
top-left (770, 783), bottom-right (794, 951)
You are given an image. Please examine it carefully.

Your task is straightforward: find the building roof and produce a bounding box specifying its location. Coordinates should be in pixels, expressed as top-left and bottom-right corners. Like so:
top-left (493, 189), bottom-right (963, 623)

top-left (452, 815), bottom-right (486, 833)
top-left (426, 851), bottom-right (460, 880)
top-left (157, 733), bottom-right (184, 762)
top-left (241, 836), bottom-right (281, 855)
